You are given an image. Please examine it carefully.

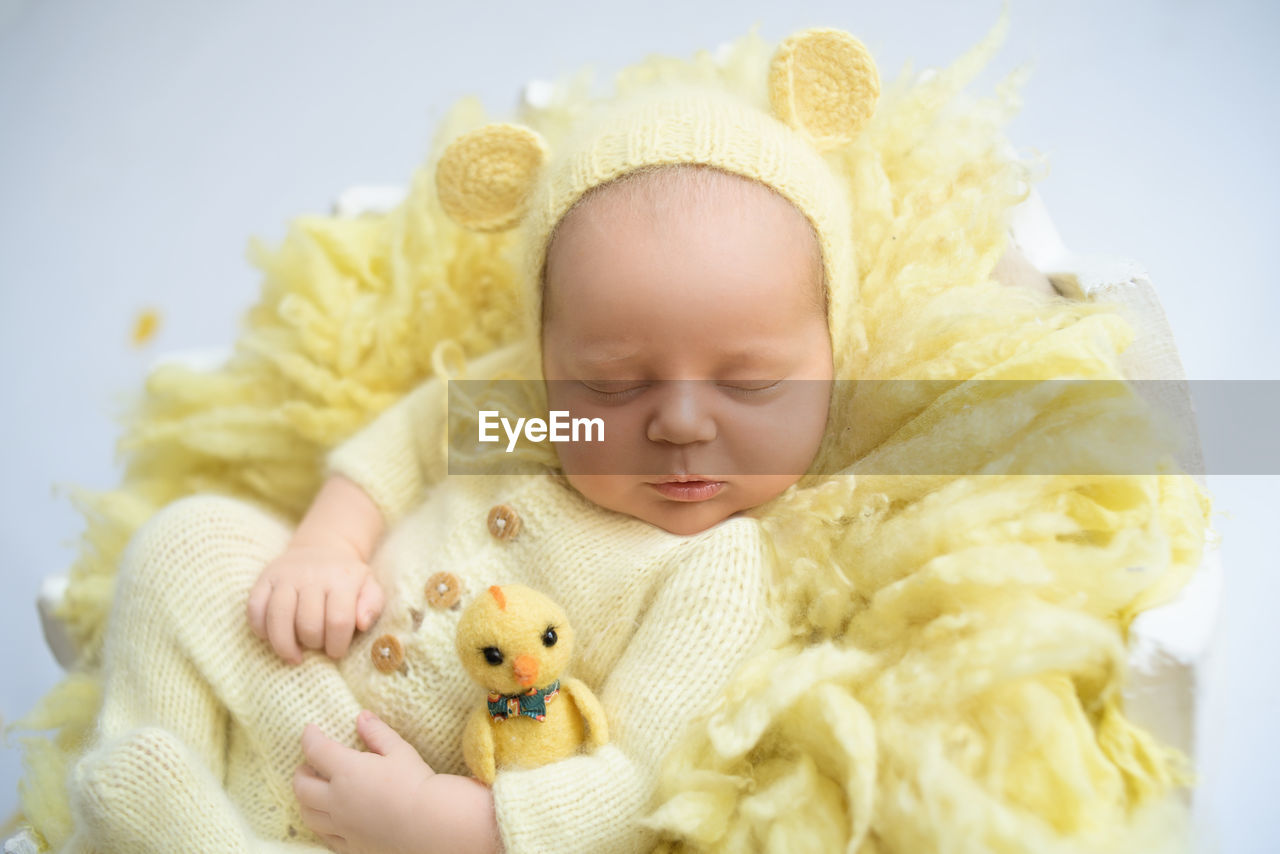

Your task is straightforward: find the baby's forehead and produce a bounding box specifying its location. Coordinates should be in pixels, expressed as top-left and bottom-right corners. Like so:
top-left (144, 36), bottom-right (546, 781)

top-left (550, 166), bottom-right (822, 274)
top-left (544, 165), bottom-right (825, 314)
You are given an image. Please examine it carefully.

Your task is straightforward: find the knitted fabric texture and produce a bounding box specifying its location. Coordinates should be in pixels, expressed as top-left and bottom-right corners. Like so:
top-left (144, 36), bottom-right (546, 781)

top-left (55, 477), bottom-right (767, 854)
top-left (13, 9), bottom-right (1209, 854)
top-left (768, 28), bottom-right (879, 149)
top-left (435, 26), bottom-right (873, 376)
top-left (436, 123), bottom-right (550, 233)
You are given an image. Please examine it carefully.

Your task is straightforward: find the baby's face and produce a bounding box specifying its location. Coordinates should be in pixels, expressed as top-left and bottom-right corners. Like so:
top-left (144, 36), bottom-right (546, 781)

top-left (542, 168), bottom-right (833, 535)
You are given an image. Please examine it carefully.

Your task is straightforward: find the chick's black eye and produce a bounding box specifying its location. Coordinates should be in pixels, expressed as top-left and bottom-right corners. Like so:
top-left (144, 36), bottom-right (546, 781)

top-left (482, 647), bottom-right (503, 665)
top-left (541, 627), bottom-right (557, 648)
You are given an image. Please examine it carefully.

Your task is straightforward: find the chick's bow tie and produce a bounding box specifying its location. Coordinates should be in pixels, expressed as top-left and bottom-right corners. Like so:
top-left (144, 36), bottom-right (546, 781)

top-left (487, 680), bottom-right (560, 722)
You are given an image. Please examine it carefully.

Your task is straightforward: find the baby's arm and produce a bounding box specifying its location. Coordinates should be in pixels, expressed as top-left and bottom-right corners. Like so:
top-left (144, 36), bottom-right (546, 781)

top-left (247, 475), bottom-right (386, 663)
top-left (248, 371), bottom-right (451, 662)
top-left (293, 711), bottom-right (500, 854)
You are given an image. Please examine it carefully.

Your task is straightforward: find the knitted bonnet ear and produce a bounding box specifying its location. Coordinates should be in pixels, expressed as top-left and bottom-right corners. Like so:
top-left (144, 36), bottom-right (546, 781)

top-left (435, 122), bottom-right (550, 232)
top-left (768, 27), bottom-right (880, 150)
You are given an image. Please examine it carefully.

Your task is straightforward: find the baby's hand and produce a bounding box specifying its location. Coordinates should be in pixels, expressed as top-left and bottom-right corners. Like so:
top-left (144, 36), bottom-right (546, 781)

top-left (247, 538), bottom-right (385, 663)
top-left (295, 712), bottom-right (499, 854)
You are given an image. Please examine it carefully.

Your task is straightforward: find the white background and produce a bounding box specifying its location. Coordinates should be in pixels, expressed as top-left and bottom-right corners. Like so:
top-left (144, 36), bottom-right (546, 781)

top-left (1, 0), bottom-right (1276, 851)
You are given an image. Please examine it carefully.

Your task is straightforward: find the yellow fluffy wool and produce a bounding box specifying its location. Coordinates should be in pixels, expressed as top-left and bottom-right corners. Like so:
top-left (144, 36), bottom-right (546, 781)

top-left (13, 8), bottom-right (1208, 853)
top-left (643, 13), bottom-right (1209, 854)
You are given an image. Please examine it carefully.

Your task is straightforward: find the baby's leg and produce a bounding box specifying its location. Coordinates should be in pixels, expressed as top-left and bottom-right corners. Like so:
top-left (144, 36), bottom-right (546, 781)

top-left (67, 494), bottom-right (364, 850)
top-left (67, 726), bottom-right (320, 854)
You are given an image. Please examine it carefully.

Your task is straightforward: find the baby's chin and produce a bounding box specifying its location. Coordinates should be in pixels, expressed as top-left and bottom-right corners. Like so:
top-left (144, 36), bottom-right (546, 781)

top-left (643, 507), bottom-right (738, 536)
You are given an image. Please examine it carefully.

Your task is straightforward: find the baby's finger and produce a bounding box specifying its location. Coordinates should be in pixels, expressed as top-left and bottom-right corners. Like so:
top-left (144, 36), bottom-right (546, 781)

top-left (298, 805), bottom-right (338, 837)
top-left (296, 586), bottom-right (327, 651)
top-left (292, 764), bottom-right (331, 810)
top-left (300, 807), bottom-right (341, 840)
top-left (320, 833), bottom-right (349, 854)
top-left (300, 723), bottom-right (347, 781)
top-left (355, 709), bottom-right (416, 763)
top-left (354, 575), bottom-right (385, 632)
top-left (267, 585), bottom-right (302, 664)
top-left (246, 577), bottom-right (272, 640)
top-left (324, 587), bottom-right (358, 659)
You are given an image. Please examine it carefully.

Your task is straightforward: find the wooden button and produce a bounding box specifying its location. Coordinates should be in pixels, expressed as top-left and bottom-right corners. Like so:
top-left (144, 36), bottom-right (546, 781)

top-left (487, 504), bottom-right (522, 541)
top-left (425, 572), bottom-right (462, 610)
top-left (370, 634), bottom-right (404, 673)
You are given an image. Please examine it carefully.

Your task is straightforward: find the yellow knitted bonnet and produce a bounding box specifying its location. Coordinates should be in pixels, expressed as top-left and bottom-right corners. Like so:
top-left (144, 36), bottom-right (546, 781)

top-left (433, 26), bottom-right (881, 378)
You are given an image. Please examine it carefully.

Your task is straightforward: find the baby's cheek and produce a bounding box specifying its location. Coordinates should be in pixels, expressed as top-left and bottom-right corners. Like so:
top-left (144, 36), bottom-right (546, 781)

top-left (733, 389), bottom-right (830, 475)
top-left (553, 407), bottom-right (649, 476)
top-left (734, 473), bottom-right (808, 508)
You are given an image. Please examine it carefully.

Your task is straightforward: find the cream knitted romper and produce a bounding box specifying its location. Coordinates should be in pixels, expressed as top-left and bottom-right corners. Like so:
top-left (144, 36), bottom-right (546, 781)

top-left (63, 364), bottom-right (769, 854)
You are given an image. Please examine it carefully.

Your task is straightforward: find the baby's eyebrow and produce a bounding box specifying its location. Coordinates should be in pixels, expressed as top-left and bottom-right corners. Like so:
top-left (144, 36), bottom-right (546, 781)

top-left (571, 348), bottom-right (642, 368)
top-left (569, 344), bottom-right (799, 374)
top-left (707, 345), bottom-right (804, 371)
top-left (720, 346), bottom-right (795, 365)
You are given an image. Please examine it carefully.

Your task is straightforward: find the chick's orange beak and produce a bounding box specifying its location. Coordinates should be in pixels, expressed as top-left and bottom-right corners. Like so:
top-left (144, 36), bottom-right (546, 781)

top-left (513, 654), bottom-right (540, 688)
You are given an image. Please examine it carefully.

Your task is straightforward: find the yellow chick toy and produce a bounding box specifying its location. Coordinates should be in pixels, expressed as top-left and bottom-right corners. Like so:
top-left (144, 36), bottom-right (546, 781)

top-left (455, 584), bottom-right (609, 784)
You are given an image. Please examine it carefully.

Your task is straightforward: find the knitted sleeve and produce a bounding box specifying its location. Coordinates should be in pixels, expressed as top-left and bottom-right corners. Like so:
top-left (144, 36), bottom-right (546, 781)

top-left (324, 342), bottom-right (533, 527)
top-left (324, 375), bottom-right (449, 527)
top-left (491, 517), bottom-right (768, 854)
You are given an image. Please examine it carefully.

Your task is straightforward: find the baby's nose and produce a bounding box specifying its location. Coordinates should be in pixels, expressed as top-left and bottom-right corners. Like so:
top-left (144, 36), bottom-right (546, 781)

top-left (646, 381), bottom-right (717, 445)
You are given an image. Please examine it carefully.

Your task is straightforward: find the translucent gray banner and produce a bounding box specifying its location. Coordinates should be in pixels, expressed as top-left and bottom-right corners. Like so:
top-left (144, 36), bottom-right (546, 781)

top-left (444, 380), bottom-right (1280, 476)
